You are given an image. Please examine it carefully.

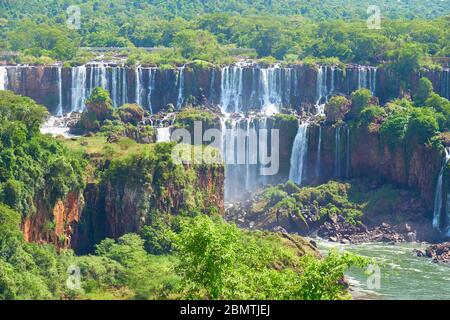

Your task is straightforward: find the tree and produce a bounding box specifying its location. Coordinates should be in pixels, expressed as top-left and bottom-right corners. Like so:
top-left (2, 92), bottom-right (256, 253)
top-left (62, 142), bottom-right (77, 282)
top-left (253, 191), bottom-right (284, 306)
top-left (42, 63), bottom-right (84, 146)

top-left (386, 43), bottom-right (425, 83)
top-left (351, 89), bottom-right (372, 118)
top-left (325, 96), bottom-right (351, 123)
top-left (172, 30), bottom-right (221, 61)
top-left (414, 77), bottom-right (434, 106)
top-left (174, 215), bottom-right (238, 299)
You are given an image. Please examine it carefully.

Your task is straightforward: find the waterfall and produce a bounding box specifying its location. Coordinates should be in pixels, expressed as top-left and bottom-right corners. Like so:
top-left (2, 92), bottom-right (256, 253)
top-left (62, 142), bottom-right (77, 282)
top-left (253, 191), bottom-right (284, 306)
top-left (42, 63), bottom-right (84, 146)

top-left (316, 65), bottom-right (332, 115)
top-left (176, 66), bottom-right (185, 109)
top-left (135, 67), bottom-right (143, 106)
top-left (147, 68), bottom-right (156, 114)
top-left (370, 67), bottom-right (377, 95)
top-left (220, 116), bottom-right (272, 200)
top-left (156, 127), bottom-right (171, 142)
top-left (71, 66), bottom-right (87, 112)
top-left (289, 123), bottom-right (309, 185)
top-left (260, 66), bottom-right (282, 115)
top-left (57, 67), bottom-right (63, 116)
top-left (334, 126), bottom-right (341, 178)
top-left (121, 67), bottom-right (128, 106)
top-left (245, 117), bottom-right (252, 190)
top-left (220, 65), bottom-right (243, 113)
top-left (111, 68), bottom-right (118, 107)
top-left (357, 66), bottom-right (377, 95)
top-left (358, 66), bottom-right (368, 89)
top-left (433, 148), bottom-right (450, 231)
top-left (316, 126), bottom-right (322, 179)
top-left (0, 66), bottom-right (8, 90)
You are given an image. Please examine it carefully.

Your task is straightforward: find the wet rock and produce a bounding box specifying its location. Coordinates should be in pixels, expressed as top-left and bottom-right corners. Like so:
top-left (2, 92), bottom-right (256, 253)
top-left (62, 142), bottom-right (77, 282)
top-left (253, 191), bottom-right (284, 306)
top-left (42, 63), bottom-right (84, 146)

top-left (416, 242), bottom-right (450, 263)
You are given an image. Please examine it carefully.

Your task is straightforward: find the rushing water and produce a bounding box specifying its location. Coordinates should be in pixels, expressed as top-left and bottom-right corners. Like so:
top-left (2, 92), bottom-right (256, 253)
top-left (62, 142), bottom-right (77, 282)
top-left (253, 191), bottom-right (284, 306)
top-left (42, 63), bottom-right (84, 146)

top-left (57, 67), bottom-right (63, 116)
top-left (317, 239), bottom-right (450, 300)
top-left (289, 123), bottom-right (309, 185)
top-left (433, 148), bottom-right (450, 231)
top-left (0, 66), bottom-right (8, 90)
top-left (357, 66), bottom-right (377, 95)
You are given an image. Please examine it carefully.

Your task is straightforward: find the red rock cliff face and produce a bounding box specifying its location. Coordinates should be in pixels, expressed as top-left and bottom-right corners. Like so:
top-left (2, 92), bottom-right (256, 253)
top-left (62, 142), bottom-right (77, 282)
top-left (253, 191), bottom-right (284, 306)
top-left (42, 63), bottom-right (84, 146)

top-left (351, 126), bottom-right (442, 212)
top-left (73, 163), bottom-right (225, 254)
top-left (304, 124), bottom-right (442, 213)
top-left (21, 192), bottom-right (84, 250)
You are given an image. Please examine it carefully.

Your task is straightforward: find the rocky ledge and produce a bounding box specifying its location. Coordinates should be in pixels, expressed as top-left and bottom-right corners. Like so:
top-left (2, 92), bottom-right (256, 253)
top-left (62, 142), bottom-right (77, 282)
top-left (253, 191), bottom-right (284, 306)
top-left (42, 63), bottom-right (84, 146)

top-left (317, 218), bottom-right (421, 244)
top-left (226, 180), bottom-right (437, 245)
top-left (415, 243), bottom-right (450, 263)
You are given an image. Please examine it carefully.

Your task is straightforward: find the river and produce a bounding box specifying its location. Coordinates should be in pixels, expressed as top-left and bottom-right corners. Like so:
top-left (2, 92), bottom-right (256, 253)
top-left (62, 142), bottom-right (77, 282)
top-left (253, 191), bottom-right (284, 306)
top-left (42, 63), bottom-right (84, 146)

top-left (316, 239), bottom-right (450, 300)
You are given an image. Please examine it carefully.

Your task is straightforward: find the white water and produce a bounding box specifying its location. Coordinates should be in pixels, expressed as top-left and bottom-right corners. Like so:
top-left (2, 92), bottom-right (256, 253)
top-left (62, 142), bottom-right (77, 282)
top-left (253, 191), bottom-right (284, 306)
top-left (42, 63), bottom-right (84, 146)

top-left (260, 66), bottom-right (282, 115)
top-left (289, 123), bottom-right (309, 185)
top-left (71, 66), bottom-right (87, 112)
top-left (40, 116), bottom-right (74, 138)
top-left (316, 65), bottom-right (336, 115)
top-left (357, 66), bottom-right (377, 95)
top-left (0, 66), bottom-right (8, 90)
top-left (147, 68), bottom-right (156, 114)
top-left (135, 66), bottom-right (143, 106)
top-left (220, 116), bottom-right (272, 200)
top-left (433, 148), bottom-right (450, 231)
top-left (156, 127), bottom-right (171, 142)
top-left (57, 67), bottom-right (63, 116)
top-left (176, 66), bottom-right (185, 109)
top-left (317, 239), bottom-right (450, 300)
top-left (220, 65), bottom-right (243, 113)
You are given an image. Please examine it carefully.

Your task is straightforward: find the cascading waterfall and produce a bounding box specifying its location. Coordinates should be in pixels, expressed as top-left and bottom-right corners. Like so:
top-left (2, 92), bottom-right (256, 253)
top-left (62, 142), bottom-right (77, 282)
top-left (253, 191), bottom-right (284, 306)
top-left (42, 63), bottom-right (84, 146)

top-left (370, 67), bottom-right (377, 95)
top-left (121, 67), bottom-right (128, 106)
top-left (135, 66), bottom-right (143, 106)
top-left (358, 66), bottom-right (368, 90)
top-left (147, 68), bottom-right (156, 114)
top-left (176, 66), bottom-right (185, 109)
top-left (433, 148), bottom-right (450, 231)
top-left (220, 65), bottom-right (243, 113)
top-left (358, 66), bottom-right (377, 95)
top-left (289, 123), bottom-right (309, 185)
top-left (316, 65), bottom-right (333, 115)
top-left (57, 67), bottom-right (63, 116)
top-left (334, 126), bottom-right (341, 178)
top-left (221, 116), bottom-right (272, 200)
top-left (0, 66), bottom-right (8, 90)
top-left (71, 66), bottom-right (87, 112)
top-left (260, 66), bottom-right (282, 115)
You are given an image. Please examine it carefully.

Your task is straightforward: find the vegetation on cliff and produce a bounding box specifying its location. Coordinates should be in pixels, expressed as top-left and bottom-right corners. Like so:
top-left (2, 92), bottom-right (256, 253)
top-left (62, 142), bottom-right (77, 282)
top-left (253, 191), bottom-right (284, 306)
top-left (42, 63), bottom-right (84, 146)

top-left (227, 179), bottom-right (427, 236)
top-left (0, 1), bottom-right (448, 69)
top-left (0, 91), bottom-right (86, 216)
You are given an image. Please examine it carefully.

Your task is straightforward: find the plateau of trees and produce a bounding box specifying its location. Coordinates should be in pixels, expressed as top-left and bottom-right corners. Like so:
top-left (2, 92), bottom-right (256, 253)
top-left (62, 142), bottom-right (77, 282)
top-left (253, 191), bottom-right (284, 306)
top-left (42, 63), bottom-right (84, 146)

top-left (0, 1), bottom-right (447, 69)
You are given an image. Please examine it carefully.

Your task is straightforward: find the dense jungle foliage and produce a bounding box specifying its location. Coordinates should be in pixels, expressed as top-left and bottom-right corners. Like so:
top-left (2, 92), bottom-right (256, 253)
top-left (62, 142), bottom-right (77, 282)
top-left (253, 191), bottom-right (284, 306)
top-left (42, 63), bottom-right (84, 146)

top-left (0, 1), bottom-right (448, 70)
